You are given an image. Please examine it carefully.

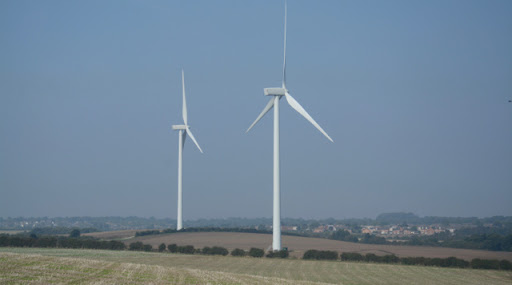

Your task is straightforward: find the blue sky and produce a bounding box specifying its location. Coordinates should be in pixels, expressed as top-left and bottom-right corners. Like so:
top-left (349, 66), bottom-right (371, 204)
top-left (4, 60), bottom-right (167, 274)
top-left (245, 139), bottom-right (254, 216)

top-left (1, 0), bottom-right (511, 219)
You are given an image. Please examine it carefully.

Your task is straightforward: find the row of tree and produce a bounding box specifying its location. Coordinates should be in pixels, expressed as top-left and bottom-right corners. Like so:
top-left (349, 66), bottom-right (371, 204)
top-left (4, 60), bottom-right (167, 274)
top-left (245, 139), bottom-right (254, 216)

top-left (128, 242), bottom-right (270, 258)
top-left (302, 249), bottom-right (512, 270)
top-left (303, 250), bottom-right (339, 260)
top-left (339, 252), bottom-right (512, 271)
top-left (3, 234), bottom-right (510, 271)
top-left (330, 228), bottom-right (512, 252)
top-left (135, 227), bottom-right (275, 237)
top-left (403, 232), bottom-right (512, 251)
top-left (0, 234), bottom-right (126, 250)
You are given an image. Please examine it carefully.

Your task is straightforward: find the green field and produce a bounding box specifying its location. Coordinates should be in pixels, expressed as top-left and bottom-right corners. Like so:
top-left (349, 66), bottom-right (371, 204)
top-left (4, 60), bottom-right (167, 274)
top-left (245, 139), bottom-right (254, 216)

top-left (1, 248), bottom-right (511, 284)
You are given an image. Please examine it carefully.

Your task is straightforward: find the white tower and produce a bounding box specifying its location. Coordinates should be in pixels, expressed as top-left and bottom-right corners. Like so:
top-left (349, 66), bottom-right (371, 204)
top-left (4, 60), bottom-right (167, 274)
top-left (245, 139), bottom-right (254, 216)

top-left (172, 70), bottom-right (203, 230)
top-left (246, 3), bottom-right (333, 251)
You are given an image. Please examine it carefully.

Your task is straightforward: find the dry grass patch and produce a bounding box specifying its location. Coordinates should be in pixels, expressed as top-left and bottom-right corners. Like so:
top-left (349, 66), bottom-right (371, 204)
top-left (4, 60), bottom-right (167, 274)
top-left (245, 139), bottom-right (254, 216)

top-left (0, 252), bottom-right (319, 284)
top-left (1, 248), bottom-right (512, 284)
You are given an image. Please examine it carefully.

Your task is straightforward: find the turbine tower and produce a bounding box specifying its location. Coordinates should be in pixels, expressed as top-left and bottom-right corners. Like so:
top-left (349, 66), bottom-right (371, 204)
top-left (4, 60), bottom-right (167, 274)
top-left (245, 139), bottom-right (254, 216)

top-left (172, 69), bottom-right (203, 230)
top-left (246, 2), bottom-right (333, 251)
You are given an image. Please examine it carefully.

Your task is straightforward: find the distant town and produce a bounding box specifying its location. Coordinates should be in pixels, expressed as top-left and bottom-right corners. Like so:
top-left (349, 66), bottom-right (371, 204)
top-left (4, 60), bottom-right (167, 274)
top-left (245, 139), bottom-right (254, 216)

top-left (304, 224), bottom-right (455, 237)
top-left (1, 213), bottom-right (511, 252)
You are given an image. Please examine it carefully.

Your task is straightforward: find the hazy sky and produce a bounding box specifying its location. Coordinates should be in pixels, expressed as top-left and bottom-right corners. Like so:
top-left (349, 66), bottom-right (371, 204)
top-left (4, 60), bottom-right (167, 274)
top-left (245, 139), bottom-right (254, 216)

top-left (1, 0), bottom-right (511, 220)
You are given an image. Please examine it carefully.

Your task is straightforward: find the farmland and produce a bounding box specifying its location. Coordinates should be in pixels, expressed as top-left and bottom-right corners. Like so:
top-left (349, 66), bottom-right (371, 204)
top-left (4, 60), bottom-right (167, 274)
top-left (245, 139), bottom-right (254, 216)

top-left (1, 248), bottom-right (512, 284)
top-left (118, 231), bottom-right (512, 261)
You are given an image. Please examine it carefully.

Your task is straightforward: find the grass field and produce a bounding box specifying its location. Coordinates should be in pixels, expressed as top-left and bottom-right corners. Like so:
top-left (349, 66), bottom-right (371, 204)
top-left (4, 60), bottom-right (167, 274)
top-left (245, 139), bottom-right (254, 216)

top-left (1, 248), bottom-right (512, 284)
top-left (83, 229), bottom-right (138, 240)
top-left (0, 230), bottom-right (24, 235)
top-left (119, 231), bottom-right (512, 261)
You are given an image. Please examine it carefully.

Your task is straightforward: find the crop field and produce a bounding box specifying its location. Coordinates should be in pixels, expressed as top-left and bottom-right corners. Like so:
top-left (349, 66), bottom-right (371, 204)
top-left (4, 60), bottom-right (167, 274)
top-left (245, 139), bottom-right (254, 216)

top-left (121, 231), bottom-right (512, 261)
top-left (83, 229), bottom-right (139, 240)
top-left (1, 248), bottom-right (512, 284)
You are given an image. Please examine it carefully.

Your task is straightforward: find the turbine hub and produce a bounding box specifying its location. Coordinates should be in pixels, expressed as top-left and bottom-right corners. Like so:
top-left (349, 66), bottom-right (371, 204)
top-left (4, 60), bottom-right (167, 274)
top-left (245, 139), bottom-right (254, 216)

top-left (264, 87), bottom-right (287, 96)
top-left (172, 125), bottom-right (188, 130)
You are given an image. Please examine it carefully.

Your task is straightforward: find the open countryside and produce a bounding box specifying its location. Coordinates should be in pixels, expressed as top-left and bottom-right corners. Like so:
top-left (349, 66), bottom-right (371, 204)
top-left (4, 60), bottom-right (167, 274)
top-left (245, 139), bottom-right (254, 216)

top-left (1, 248), bottom-right (512, 285)
top-left (93, 231), bottom-right (512, 261)
top-left (2, 0), bottom-right (512, 284)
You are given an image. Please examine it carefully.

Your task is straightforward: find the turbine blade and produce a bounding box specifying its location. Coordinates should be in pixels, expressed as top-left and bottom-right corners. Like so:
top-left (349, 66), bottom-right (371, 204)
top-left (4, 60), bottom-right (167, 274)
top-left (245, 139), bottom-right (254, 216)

top-left (246, 97), bottom-right (276, 133)
top-left (182, 69), bottom-right (188, 125)
top-left (284, 92), bottom-right (333, 142)
top-left (282, 1), bottom-right (287, 88)
top-left (185, 127), bottom-right (203, 153)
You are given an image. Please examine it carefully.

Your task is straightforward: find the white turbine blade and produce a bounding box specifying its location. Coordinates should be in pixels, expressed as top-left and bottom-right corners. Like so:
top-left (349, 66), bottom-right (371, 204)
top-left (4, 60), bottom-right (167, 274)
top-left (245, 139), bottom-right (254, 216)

top-left (284, 92), bottom-right (334, 142)
top-left (282, 1), bottom-right (287, 88)
top-left (182, 69), bottom-right (188, 125)
top-left (185, 127), bottom-right (203, 153)
top-left (246, 97), bottom-right (276, 133)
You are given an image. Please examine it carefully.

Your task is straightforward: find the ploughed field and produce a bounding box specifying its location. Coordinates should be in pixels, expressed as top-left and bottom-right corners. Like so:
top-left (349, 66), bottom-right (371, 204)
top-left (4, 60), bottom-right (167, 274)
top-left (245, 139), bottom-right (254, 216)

top-left (2, 248), bottom-right (512, 285)
top-left (114, 231), bottom-right (512, 261)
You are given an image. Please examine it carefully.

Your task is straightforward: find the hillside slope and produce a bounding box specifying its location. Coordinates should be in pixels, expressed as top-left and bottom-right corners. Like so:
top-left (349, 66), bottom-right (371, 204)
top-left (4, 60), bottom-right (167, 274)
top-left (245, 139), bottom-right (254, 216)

top-left (124, 231), bottom-right (512, 261)
top-left (1, 248), bottom-right (512, 285)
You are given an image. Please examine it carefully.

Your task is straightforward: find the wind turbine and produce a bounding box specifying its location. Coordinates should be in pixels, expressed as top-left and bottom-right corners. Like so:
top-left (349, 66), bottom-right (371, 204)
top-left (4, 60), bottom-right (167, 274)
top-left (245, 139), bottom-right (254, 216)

top-left (172, 69), bottom-right (203, 230)
top-left (246, 3), bottom-right (333, 251)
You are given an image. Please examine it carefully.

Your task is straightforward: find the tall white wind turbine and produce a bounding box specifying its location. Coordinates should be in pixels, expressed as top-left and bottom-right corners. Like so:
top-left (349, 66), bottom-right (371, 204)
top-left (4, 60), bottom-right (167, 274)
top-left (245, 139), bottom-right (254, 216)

top-left (246, 3), bottom-right (333, 251)
top-left (172, 69), bottom-right (203, 230)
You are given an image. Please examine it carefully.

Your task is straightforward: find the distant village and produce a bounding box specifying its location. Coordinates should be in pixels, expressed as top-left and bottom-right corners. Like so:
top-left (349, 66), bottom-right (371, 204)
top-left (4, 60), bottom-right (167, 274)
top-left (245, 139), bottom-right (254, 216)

top-left (1, 218), bottom-right (459, 237)
top-left (1, 216), bottom-right (506, 241)
top-left (284, 224), bottom-right (456, 237)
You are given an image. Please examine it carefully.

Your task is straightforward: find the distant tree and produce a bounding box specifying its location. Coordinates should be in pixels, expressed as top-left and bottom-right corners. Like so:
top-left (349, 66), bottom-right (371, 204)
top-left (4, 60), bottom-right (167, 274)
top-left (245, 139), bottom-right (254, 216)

top-left (381, 254), bottom-right (400, 264)
top-left (69, 229), bottom-right (80, 238)
top-left (201, 246), bottom-right (228, 256)
top-left (266, 249), bottom-right (289, 258)
top-left (471, 258), bottom-right (500, 270)
top-left (500, 259), bottom-right (512, 270)
top-left (129, 241), bottom-right (144, 251)
top-left (231, 248), bottom-right (246, 257)
top-left (143, 244), bottom-right (153, 252)
top-left (168, 244), bottom-right (178, 253)
top-left (304, 250), bottom-right (338, 260)
top-left (177, 245), bottom-right (195, 254)
top-left (330, 230), bottom-right (358, 242)
top-left (360, 234), bottom-right (386, 244)
top-left (340, 252), bottom-right (364, 262)
top-left (108, 240), bottom-right (126, 250)
top-left (202, 246), bottom-right (211, 255)
top-left (364, 253), bottom-right (382, 263)
top-left (248, 248), bottom-right (264, 258)
top-left (158, 243), bottom-right (166, 252)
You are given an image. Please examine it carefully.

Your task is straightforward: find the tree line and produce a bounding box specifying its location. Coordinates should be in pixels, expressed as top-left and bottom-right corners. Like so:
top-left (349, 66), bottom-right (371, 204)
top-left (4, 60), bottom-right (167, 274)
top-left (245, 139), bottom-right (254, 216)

top-left (0, 234), bottom-right (126, 250)
top-left (304, 249), bottom-right (512, 270)
top-left (329, 228), bottom-right (512, 252)
top-left (2, 233), bottom-right (510, 271)
top-left (128, 241), bottom-right (270, 258)
top-left (339, 252), bottom-right (512, 271)
top-left (135, 227), bottom-right (274, 237)
top-left (402, 232), bottom-right (512, 251)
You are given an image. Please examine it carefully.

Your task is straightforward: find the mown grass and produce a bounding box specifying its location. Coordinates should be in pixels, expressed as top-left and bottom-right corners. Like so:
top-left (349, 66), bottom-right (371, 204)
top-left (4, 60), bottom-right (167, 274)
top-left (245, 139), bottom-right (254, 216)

top-left (1, 248), bottom-right (512, 284)
top-left (0, 252), bottom-right (312, 285)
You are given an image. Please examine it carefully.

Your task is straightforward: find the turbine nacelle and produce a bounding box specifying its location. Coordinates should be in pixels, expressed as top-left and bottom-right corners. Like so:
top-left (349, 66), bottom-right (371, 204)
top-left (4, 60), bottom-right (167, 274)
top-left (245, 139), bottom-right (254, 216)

top-left (264, 87), bottom-right (287, 96)
top-left (172, 125), bottom-right (188, 130)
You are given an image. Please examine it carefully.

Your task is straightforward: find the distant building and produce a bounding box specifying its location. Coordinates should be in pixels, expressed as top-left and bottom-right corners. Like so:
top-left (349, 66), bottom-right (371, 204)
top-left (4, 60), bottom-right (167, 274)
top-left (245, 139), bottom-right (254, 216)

top-left (313, 226), bottom-right (325, 233)
top-left (281, 226), bottom-right (297, 231)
